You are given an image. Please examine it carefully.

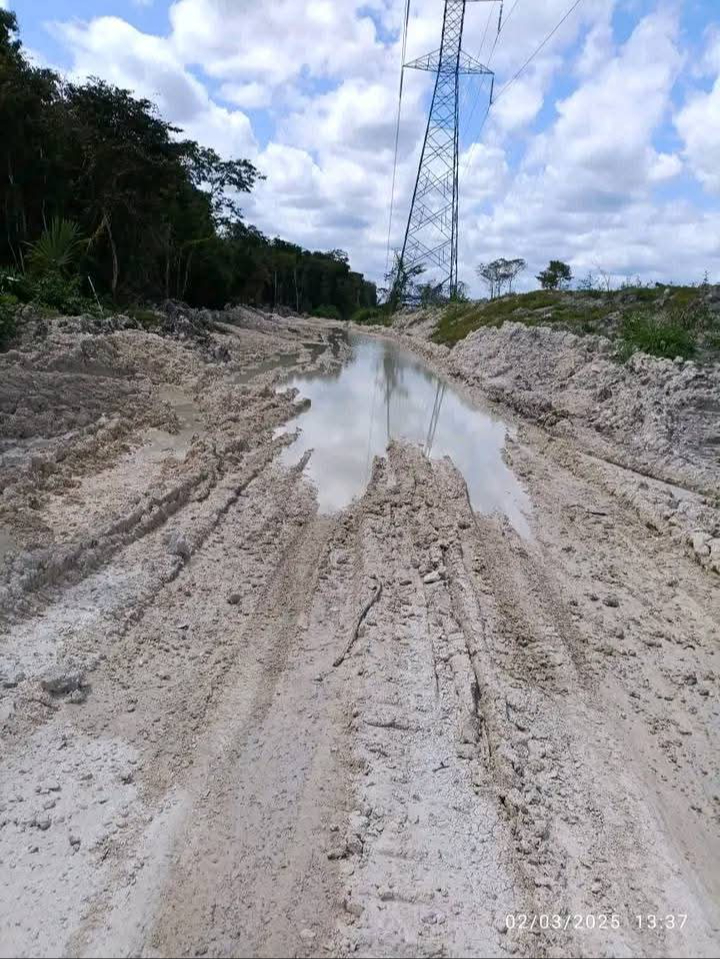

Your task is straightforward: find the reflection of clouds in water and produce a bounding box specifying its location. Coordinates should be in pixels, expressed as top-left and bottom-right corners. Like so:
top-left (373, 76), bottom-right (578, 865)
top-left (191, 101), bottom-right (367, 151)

top-left (278, 335), bottom-right (531, 535)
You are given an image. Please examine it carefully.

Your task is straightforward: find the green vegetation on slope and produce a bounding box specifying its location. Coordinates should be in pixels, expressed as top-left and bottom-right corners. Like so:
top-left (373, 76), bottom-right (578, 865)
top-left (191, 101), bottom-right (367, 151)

top-left (350, 306), bottom-right (393, 327)
top-left (431, 285), bottom-right (720, 362)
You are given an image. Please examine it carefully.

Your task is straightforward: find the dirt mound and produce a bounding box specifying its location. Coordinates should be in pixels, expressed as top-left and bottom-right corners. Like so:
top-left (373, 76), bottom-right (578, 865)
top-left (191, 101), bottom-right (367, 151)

top-left (450, 322), bottom-right (719, 482)
top-left (446, 322), bottom-right (720, 571)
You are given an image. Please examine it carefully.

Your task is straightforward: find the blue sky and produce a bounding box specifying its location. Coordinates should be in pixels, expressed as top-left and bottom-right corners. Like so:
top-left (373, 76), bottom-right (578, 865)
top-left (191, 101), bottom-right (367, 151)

top-left (5, 0), bottom-right (720, 290)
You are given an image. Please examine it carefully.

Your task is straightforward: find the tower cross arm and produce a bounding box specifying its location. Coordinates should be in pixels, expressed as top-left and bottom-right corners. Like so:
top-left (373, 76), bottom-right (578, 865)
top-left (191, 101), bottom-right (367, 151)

top-left (404, 49), bottom-right (494, 76)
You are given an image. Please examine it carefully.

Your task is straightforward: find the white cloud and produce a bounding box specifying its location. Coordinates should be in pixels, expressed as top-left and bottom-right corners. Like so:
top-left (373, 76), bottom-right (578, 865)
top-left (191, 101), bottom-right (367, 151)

top-left (52, 16), bottom-right (256, 158)
top-left (169, 0), bottom-right (384, 89)
top-left (648, 151), bottom-right (682, 182)
top-left (219, 82), bottom-right (271, 110)
top-left (676, 32), bottom-right (720, 193)
top-left (456, 10), bottom-right (715, 287)
top-left (45, 0), bottom-right (720, 288)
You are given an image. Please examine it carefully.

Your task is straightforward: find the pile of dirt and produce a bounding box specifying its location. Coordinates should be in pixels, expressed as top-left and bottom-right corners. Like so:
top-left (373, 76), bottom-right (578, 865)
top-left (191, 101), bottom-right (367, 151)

top-left (448, 322), bottom-right (718, 481)
top-left (443, 322), bottom-right (720, 571)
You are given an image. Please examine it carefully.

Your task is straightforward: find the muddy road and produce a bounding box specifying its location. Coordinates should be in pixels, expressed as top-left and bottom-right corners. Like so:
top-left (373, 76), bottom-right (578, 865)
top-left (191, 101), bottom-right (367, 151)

top-left (1, 308), bottom-right (718, 958)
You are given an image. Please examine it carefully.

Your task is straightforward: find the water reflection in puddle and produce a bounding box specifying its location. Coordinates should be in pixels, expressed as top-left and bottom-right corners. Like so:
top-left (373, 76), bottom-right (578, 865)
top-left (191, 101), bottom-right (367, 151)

top-left (278, 334), bottom-right (531, 535)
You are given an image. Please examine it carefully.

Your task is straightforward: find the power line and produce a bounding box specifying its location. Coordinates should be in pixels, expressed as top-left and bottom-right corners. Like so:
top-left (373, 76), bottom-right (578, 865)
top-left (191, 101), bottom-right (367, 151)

top-left (460, 0), bottom-right (504, 153)
top-left (385, 0), bottom-right (412, 275)
top-left (461, 0), bottom-right (585, 180)
top-left (458, 0), bottom-right (497, 120)
top-left (493, 0), bottom-right (585, 103)
top-left (501, 0), bottom-right (522, 32)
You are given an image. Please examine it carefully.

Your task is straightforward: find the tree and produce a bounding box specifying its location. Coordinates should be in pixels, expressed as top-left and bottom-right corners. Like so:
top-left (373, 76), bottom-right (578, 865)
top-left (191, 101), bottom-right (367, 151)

top-left (385, 253), bottom-right (425, 311)
top-left (0, 12), bottom-right (377, 318)
top-left (537, 260), bottom-right (573, 290)
top-left (183, 143), bottom-right (263, 231)
top-left (418, 280), bottom-right (445, 307)
top-left (477, 257), bottom-right (526, 299)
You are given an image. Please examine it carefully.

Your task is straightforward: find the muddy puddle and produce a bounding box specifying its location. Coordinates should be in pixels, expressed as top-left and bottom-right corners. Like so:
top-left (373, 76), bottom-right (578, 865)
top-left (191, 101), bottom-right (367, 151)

top-left (277, 333), bottom-right (531, 535)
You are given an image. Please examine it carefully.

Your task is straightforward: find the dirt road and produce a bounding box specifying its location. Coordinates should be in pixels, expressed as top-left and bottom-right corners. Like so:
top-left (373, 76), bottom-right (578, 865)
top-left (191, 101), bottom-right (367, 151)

top-left (1, 307), bottom-right (718, 958)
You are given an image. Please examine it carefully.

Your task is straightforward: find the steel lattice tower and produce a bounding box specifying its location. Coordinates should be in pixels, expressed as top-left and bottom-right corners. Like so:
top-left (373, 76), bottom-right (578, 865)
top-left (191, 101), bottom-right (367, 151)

top-left (399, 0), bottom-right (495, 298)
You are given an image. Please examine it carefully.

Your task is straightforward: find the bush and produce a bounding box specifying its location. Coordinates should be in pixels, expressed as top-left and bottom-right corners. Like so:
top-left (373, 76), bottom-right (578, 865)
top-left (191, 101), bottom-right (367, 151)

top-left (22, 271), bottom-right (98, 315)
top-left (0, 293), bottom-right (18, 350)
top-left (351, 307), bottom-right (390, 326)
top-left (26, 218), bottom-right (85, 275)
top-left (311, 304), bottom-right (342, 320)
top-left (619, 312), bottom-right (697, 361)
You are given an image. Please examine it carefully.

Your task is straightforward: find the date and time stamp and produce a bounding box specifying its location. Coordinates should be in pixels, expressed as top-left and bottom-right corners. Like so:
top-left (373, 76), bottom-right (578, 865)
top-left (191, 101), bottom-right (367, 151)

top-left (505, 913), bottom-right (689, 933)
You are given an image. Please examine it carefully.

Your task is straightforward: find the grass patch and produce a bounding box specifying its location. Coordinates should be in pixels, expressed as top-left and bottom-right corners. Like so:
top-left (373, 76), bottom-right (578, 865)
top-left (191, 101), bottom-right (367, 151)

top-left (619, 286), bottom-right (663, 304)
top-left (542, 303), bottom-right (609, 333)
top-left (669, 286), bottom-right (700, 310)
top-left (432, 290), bottom-right (592, 345)
top-left (618, 311), bottom-right (697, 361)
top-left (432, 301), bottom-right (504, 345)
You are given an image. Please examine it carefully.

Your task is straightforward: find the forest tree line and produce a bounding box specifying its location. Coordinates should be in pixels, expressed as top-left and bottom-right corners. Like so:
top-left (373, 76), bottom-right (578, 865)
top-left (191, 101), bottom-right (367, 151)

top-left (0, 10), bottom-right (377, 317)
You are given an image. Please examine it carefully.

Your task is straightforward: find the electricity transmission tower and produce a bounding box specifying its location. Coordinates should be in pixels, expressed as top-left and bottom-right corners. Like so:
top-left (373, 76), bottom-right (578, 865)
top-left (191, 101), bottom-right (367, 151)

top-left (398, 0), bottom-right (497, 299)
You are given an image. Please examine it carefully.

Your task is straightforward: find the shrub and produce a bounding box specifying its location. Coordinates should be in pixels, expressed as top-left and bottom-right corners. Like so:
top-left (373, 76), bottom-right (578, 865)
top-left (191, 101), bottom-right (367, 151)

top-left (351, 307), bottom-right (390, 326)
top-left (26, 218), bottom-right (85, 275)
top-left (619, 312), bottom-right (696, 361)
top-left (310, 304), bottom-right (342, 320)
top-left (24, 272), bottom-right (98, 315)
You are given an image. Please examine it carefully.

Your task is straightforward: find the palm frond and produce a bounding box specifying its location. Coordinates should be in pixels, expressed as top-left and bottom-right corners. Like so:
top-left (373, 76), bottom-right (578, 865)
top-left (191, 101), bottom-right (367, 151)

top-left (26, 218), bottom-right (85, 274)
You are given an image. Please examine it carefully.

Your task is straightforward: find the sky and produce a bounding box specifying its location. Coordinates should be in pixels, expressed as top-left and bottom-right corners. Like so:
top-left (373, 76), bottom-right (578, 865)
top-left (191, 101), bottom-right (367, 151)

top-left (6, 0), bottom-right (720, 293)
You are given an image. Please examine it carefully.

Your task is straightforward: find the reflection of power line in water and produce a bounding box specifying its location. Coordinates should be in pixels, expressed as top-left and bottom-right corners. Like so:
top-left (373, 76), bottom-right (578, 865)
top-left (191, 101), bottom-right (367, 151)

top-left (365, 364), bottom-right (381, 483)
top-left (424, 381), bottom-right (447, 457)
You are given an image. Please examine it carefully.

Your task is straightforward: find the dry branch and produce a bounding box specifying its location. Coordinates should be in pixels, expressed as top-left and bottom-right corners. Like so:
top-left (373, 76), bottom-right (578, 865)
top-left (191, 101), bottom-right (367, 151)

top-left (333, 579), bottom-right (383, 668)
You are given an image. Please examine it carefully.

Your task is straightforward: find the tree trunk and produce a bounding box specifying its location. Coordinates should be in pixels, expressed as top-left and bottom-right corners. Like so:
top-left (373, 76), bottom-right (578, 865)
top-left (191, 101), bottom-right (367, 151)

top-left (101, 210), bottom-right (119, 299)
top-left (181, 249), bottom-right (194, 301)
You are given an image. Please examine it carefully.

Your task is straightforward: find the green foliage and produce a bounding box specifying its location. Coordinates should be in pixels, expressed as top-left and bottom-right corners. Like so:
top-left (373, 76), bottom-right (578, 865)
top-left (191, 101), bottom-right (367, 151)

top-left (0, 293), bottom-right (18, 349)
top-left (669, 286), bottom-right (701, 310)
top-left (351, 307), bottom-right (391, 326)
top-left (23, 272), bottom-right (97, 315)
top-left (429, 280), bottom-right (720, 360)
top-left (26, 218), bottom-right (84, 275)
top-left (432, 301), bottom-right (504, 346)
top-left (0, 14), bottom-right (376, 316)
top-left (618, 312), bottom-right (696, 360)
top-left (311, 304), bottom-right (342, 320)
top-left (384, 253), bottom-right (425, 310)
top-left (619, 286), bottom-right (662, 304)
top-left (537, 260), bottom-right (573, 291)
top-left (433, 291), bottom-right (567, 345)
